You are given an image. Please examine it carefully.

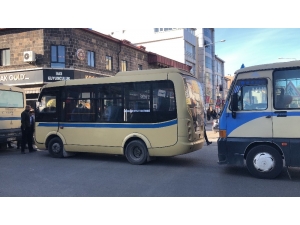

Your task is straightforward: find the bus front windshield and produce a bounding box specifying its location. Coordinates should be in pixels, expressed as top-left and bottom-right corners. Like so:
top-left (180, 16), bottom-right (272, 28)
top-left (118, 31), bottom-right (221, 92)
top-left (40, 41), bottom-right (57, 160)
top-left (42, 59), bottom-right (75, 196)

top-left (183, 76), bottom-right (204, 133)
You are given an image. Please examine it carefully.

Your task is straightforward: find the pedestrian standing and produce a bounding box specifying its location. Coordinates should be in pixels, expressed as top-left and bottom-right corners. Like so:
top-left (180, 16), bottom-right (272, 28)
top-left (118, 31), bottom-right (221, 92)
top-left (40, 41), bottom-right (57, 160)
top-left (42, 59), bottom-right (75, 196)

top-left (29, 109), bottom-right (36, 147)
top-left (21, 105), bottom-right (36, 154)
top-left (212, 109), bottom-right (217, 119)
top-left (206, 108), bottom-right (211, 121)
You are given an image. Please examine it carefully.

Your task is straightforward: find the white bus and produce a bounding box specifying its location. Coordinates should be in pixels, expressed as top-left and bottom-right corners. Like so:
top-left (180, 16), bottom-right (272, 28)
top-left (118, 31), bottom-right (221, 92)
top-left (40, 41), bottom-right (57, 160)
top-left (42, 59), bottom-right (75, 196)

top-left (35, 68), bottom-right (205, 164)
top-left (0, 84), bottom-right (25, 148)
top-left (218, 60), bottom-right (300, 179)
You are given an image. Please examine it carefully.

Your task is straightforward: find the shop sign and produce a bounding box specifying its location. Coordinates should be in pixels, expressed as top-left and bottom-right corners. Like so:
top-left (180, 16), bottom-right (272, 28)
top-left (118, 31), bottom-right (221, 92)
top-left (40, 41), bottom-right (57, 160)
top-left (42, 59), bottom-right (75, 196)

top-left (0, 70), bottom-right (43, 85)
top-left (43, 69), bottom-right (74, 82)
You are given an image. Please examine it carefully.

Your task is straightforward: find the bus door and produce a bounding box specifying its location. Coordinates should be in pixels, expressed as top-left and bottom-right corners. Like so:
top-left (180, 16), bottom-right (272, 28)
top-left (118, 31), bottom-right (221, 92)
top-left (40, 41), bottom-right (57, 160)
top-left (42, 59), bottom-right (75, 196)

top-left (229, 78), bottom-right (271, 140)
top-left (35, 89), bottom-right (60, 144)
top-left (272, 69), bottom-right (300, 166)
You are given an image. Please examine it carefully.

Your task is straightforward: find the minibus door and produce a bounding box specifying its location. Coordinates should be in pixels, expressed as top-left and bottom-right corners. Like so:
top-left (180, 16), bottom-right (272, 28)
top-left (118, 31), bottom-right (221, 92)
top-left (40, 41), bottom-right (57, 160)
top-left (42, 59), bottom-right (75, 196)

top-left (230, 78), bottom-right (272, 139)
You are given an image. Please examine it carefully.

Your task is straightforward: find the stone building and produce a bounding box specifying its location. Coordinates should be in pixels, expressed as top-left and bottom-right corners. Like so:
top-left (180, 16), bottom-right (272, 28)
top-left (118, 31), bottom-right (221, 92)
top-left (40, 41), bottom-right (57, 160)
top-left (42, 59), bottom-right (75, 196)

top-left (0, 28), bottom-right (190, 107)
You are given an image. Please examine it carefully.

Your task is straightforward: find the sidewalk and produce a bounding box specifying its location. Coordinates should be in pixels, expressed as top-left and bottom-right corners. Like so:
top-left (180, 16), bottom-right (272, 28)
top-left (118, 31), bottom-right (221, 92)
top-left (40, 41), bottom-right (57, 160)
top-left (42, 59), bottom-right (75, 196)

top-left (207, 129), bottom-right (219, 140)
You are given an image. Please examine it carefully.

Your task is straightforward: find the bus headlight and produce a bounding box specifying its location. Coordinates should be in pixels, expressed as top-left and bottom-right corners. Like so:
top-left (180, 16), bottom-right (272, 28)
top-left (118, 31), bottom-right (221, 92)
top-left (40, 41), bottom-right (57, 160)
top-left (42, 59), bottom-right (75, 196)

top-left (219, 130), bottom-right (226, 138)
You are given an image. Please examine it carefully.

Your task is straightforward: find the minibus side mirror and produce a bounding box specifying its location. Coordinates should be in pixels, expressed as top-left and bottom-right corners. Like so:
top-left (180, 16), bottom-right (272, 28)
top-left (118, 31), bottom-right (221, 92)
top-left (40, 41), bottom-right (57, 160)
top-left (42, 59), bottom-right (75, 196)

top-left (231, 93), bottom-right (238, 119)
top-left (35, 101), bottom-right (39, 112)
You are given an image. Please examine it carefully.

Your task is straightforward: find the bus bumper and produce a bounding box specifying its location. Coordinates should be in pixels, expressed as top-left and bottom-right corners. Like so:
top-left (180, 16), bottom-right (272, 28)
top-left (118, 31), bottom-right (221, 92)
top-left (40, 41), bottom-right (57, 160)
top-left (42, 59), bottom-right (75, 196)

top-left (217, 137), bottom-right (245, 166)
top-left (0, 128), bottom-right (22, 144)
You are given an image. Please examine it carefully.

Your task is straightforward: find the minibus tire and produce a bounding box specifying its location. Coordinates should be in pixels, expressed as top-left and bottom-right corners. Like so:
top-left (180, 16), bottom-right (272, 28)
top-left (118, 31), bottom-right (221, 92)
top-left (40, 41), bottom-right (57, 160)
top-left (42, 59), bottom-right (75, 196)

top-left (246, 145), bottom-right (283, 179)
top-left (125, 140), bottom-right (148, 165)
top-left (48, 137), bottom-right (64, 158)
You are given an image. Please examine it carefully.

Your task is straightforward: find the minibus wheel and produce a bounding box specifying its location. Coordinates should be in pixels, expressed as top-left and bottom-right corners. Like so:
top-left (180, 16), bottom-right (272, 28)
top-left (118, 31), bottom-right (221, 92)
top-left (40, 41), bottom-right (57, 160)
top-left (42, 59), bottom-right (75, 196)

top-left (125, 140), bottom-right (148, 165)
top-left (246, 145), bottom-right (283, 179)
top-left (48, 137), bottom-right (64, 158)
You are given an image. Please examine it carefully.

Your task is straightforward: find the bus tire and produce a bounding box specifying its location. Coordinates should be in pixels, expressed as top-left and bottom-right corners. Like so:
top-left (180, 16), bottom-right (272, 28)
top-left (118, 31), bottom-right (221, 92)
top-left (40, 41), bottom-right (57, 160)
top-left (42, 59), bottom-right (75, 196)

top-left (246, 145), bottom-right (283, 179)
top-left (125, 140), bottom-right (148, 165)
top-left (48, 137), bottom-right (64, 158)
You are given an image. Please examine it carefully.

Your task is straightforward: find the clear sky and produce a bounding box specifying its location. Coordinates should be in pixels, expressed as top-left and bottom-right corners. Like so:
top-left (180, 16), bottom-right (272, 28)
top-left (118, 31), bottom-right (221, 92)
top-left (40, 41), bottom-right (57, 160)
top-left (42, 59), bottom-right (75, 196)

top-left (214, 28), bottom-right (300, 76)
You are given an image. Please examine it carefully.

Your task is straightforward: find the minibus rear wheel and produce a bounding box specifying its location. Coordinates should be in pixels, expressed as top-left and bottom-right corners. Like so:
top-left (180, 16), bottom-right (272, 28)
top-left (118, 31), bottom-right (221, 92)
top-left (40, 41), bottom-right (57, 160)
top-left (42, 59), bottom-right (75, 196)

top-left (48, 137), bottom-right (64, 158)
top-left (125, 140), bottom-right (148, 165)
top-left (246, 145), bottom-right (283, 179)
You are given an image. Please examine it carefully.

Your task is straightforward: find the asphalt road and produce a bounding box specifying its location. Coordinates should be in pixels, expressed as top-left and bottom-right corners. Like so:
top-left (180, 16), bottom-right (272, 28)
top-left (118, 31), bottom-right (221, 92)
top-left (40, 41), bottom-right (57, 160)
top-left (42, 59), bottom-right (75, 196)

top-left (1, 124), bottom-right (300, 197)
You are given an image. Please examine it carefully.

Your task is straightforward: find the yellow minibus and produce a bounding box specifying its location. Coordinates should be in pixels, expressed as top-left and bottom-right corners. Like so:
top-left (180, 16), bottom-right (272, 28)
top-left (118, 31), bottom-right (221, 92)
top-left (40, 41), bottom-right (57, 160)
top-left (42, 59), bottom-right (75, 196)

top-left (0, 84), bottom-right (25, 148)
top-left (35, 68), bottom-right (205, 164)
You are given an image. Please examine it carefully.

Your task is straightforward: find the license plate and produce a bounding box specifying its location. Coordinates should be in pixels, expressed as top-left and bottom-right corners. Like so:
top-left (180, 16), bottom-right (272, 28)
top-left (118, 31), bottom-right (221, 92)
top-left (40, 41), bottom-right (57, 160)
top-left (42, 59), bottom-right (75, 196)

top-left (7, 137), bottom-right (16, 141)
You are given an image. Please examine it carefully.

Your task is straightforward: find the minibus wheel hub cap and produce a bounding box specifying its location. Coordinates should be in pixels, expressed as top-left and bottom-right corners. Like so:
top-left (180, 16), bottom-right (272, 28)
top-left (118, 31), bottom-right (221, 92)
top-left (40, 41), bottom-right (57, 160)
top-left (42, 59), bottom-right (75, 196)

top-left (253, 152), bottom-right (274, 172)
top-left (133, 147), bottom-right (142, 158)
top-left (52, 143), bottom-right (61, 153)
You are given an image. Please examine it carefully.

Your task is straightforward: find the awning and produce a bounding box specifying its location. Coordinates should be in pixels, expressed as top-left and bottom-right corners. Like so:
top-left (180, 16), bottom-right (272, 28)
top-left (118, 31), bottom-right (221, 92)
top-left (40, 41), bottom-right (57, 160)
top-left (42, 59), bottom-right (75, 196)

top-left (23, 87), bottom-right (41, 94)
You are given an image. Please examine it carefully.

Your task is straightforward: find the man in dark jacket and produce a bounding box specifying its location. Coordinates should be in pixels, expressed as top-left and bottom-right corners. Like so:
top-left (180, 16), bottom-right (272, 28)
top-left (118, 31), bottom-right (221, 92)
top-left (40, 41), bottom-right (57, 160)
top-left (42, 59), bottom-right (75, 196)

top-left (21, 105), bottom-right (36, 154)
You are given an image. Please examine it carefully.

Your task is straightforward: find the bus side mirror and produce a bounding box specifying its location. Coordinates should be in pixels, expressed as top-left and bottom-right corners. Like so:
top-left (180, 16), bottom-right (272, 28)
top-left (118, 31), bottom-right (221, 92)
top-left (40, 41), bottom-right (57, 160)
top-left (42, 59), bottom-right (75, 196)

top-left (231, 93), bottom-right (238, 119)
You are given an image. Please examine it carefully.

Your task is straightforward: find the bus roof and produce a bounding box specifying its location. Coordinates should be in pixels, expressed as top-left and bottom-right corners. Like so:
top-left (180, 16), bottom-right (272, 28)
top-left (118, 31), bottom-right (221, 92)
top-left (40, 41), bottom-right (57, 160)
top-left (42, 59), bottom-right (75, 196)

top-left (0, 84), bottom-right (24, 92)
top-left (235, 60), bottom-right (300, 75)
top-left (115, 68), bottom-right (190, 76)
top-left (41, 68), bottom-right (194, 89)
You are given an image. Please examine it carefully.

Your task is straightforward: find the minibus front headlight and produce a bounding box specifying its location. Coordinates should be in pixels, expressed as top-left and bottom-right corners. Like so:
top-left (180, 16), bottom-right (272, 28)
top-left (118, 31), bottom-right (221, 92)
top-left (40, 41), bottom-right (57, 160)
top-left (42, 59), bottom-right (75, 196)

top-left (219, 130), bottom-right (226, 138)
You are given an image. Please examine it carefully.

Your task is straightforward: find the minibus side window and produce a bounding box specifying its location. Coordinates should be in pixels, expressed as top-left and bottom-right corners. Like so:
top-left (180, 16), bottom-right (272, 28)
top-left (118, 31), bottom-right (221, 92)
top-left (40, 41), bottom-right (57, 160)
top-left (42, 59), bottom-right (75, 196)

top-left (231, 79), bottom-right (268, 111)
top-left (274, 69), bottom-right (300, 109)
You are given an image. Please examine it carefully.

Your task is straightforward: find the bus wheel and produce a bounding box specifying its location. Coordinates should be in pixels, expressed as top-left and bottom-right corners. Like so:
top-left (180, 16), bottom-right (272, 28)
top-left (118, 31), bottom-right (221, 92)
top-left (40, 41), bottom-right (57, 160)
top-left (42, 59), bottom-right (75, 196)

top-left (246, 145), bottom-right (283, 179)
top-left (48, 137), bottom-right (64, 158)
top-left (125, 140), bottom-right (148, 165)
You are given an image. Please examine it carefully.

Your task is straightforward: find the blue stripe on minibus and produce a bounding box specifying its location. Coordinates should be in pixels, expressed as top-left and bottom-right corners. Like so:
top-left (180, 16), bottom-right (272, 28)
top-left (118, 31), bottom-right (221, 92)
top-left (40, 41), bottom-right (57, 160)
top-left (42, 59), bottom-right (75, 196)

top-left (37, 119), bottom-right (178, 129)
top-left (0, 117), bottom-right (21, 120)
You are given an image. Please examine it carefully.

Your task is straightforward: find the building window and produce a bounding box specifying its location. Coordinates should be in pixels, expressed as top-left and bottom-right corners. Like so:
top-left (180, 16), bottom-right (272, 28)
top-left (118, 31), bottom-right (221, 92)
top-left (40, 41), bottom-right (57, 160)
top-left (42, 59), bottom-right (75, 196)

top-left (216, 61), bottom-right (222, 73)
top-left (204, 28), bottom-right (212, 40)
top-left (186, 28), bottom-right (195, 35)
top-left (0, 49), bottom-right (10, 66)
top-left (51, 45), bottom-right (65, 68)
top-left (106, 56), bottom-right (112, 71)
top-left (121, 60), bottom-right (127, 71)
top-left (87, 51), bottom-right (95, 67)
top-left (185, 41), bottom-right (195, 60)
top-left (205, 56), bottom-right (213, 70)
top-left (154, 28), bottom-right (179, 33)
top-left (205, 41), bottom-right (213, 55)
top-left (138, 64), bottom-right (142, 70)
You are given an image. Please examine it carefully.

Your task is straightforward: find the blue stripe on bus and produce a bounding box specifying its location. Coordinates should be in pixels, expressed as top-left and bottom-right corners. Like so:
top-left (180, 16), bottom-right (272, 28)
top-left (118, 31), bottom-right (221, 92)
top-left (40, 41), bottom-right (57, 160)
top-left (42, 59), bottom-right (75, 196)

top-left (37, 119), bottom-right (178, 129)
top-left (0, 117), bottom-right (21, 121)
top-left (220, 111), bottom-right (300, 136)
